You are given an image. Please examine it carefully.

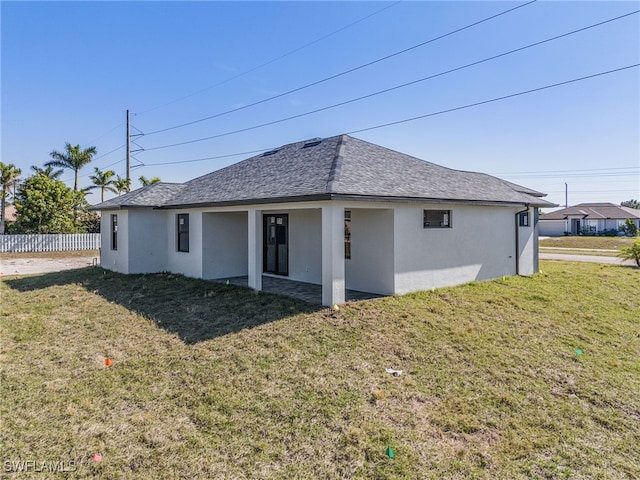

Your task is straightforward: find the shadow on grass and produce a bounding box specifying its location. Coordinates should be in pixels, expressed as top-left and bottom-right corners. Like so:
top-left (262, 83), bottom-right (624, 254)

top-left (4, 267), bottom-right (321, 344)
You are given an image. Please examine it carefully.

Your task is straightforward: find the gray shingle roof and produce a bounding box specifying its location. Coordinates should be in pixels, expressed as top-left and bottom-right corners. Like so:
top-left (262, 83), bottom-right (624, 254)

top-left (541, 203), bottom-right (640, 220)
top-left (90, 183), bottom-right (184, 210)
top-left (92, 135), bottom-right (555, 210)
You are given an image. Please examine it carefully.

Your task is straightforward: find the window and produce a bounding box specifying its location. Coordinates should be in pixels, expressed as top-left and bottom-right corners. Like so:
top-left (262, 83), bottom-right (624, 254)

top-left (177, 214), bottom-right (189, 252)
top-left (519, 212), bottom-right (529, 227)
top-left (111, 214), bottom-right (118, 250)
top-left (423, 209), bottom-right (451, 228)
top-left (344, 210), bottom-right (351, 259)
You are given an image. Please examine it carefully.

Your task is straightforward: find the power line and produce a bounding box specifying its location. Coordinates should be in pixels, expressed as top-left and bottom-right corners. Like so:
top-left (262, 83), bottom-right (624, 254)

top-left (491, 166), bottom-right (639, 175)
top-left (80, 121), bottom-right (126, 149)
top-left (346, 64), bottom-right (639, 136)
top-left (135, 1), bottom-right (403, 116)
top-left (60, 146), bottom-right (127, 183)
top-left (93, 144), bottom-right (126, 162)
top-left (543, 189), bottom-right (640, 193)
top-left (142, 58), bottom-right (639, 152)
top-left (141, 0), bottom-right (538, 136)
top-left (143, 148), bottom-right (274, 167)
top-left (503, 172), bottom-right (638, 179)
top-left (527, 179), bottom-right (639, 189)
top-left (135, 63), bottom-right (638, 167)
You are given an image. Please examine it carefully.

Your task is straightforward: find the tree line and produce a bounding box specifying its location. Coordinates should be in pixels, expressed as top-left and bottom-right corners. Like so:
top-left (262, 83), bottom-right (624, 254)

top-left (1, 143), bottom-right (161, 234)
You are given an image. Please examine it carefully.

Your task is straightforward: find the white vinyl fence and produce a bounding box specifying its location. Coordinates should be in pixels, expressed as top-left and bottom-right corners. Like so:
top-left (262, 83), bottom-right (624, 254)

top-left (0, 234), bottom-right (101, 253)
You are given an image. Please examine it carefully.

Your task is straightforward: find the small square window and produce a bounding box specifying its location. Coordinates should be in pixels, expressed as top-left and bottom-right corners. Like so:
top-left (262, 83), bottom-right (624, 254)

top-left (177, 214), bottom-right (189, 252)
top-left (519, 212), bottom-right (529, 227)
top-left (424, 210), bottom-right (451, 228)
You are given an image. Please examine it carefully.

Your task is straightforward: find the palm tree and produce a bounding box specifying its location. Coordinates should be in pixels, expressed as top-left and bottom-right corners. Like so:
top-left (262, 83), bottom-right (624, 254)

top-left (45, 143), bottom-right (97, 191)
top-left (0, 162), bottom-right (22, 234)
top-left (139, 175), bottom-right (161, 186)
top-left (30, 165), bottom-right (64, 179)
top-left (113, 176), bottom-right (131, 195)
top-left (87, 167), bottom-right (117, 202)
top-left (618, 240), bottom-right (640, 267)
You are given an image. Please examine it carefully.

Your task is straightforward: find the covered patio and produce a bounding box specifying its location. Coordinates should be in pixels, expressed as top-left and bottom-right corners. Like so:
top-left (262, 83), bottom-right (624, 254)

top-left (217, 275), bottom-right (383, 305)
top-left (201, 204), bottom-right (394, 306)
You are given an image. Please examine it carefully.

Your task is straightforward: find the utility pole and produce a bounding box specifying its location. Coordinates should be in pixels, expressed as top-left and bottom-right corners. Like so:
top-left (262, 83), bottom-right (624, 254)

top-left (565, 183), bottom-right (568, 208)
top-left (126, 109), bottom-right (131, 184)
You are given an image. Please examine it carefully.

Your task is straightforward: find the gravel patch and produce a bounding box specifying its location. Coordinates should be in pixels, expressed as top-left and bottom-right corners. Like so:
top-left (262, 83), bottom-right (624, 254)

top-left (0, 256), bottom-right (100, 276)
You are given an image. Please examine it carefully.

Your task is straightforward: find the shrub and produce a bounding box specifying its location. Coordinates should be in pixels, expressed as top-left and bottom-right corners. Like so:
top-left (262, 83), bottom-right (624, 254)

top-left (618, 240), bottom-right (640, 267)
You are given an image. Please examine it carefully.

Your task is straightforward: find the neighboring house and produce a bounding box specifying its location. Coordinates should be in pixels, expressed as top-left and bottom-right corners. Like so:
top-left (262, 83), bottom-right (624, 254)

top-left (2, 204), bottom-right (17, 234)
top-left (91, 134), bottom-right (554, 306)
top-left (539, 203), bottom-right (640, 236)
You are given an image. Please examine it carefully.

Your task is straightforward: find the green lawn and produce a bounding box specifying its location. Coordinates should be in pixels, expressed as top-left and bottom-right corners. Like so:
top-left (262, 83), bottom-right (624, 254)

top-left (1, 262), bottom-right (638, 478)
top-left (539, 236), bottom-right (635, 250)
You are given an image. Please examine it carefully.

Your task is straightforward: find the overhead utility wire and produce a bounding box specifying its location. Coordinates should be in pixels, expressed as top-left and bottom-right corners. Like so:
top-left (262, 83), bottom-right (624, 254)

top-left (347, 64), bottom-right (639, 136)
top-left (135, 1), bottom-right (402, 116)
top-left (142, 0), bottom-right (537, 136)
top-left (81, 121), bottom-right (126, 149)
top-left (490, 166), bottom-right (639, 175)
top-left (60, 144), bottom-right (127, 184)
top-left (93, 144), bottom-right (126, 162)
top-left (144, 148), bottom-right (273, 167)
top-left (139, 64), bottom-right (639, 166)
top-left (499, 172), bottom-right (638, 179)
top-left (142, 11), bottom-right (636, 152)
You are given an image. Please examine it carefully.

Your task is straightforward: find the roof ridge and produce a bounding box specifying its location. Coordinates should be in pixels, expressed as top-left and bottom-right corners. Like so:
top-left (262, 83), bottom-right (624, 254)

top-left (326, 135), bottom-right (347, 193)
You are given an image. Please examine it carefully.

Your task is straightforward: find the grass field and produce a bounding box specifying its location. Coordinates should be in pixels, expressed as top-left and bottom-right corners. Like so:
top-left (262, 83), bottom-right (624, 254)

top-left (1, 262), bottom-right (638, 478)
top-left (539, 236), bottom-right (635, 250)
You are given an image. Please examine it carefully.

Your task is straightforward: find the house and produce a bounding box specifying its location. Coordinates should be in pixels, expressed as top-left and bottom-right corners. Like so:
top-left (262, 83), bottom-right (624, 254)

top-left (2, 204), bottom-right (17, 234)
top-left (539, 203), bottom-right (640, 236)
top-left (91, 134), bottom-right (554, 306)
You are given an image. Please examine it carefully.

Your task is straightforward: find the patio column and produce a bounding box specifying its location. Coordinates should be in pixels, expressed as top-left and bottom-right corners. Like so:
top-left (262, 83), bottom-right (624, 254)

top-left (247, 208), bottom-right (262, 291)
top-left (322, 204), bottom-right (345, 306)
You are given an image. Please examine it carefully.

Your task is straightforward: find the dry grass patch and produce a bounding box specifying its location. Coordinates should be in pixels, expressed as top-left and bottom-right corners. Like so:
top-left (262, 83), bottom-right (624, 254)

top-left (1, 262), bottom-right (638, 478)
top-left (0, 249), bottom-right (99, 260)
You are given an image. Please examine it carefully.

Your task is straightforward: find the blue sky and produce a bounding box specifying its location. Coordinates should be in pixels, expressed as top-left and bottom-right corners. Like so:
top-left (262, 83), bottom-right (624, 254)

top-left (2, 1), bottom-right (639, 209)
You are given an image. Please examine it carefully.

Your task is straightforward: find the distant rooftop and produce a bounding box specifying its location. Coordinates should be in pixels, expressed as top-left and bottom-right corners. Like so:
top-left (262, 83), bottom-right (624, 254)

top-left (541, 203), bottom-right (640, 220)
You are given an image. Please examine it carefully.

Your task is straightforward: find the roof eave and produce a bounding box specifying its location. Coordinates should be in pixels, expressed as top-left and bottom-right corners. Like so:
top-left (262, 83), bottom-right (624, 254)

top-left (158, 193), bottom-right (555, 209)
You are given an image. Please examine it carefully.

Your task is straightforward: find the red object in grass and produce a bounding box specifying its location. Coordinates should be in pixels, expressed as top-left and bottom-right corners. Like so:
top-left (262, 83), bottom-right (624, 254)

top-left (93, 454), bottom-right (102, 462)
top-left (104, 358), bottom-right (113, 367)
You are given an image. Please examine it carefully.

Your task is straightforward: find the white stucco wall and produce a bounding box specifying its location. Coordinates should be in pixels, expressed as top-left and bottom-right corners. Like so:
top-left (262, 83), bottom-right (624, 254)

top-left (393, 204), bottom-right (519, 295)
top-left (517, 208), bottom-right (536, 276)
top-left (202, 211), bottom-right (248, 279)
top-left (539, 219), bottom-right (566, 236)
top-left (287, 209), bottom-right (322, 284)
top-left (127, 209), bottom-right (168, 273)
top-left (166, 210), bottom-right (203, 278)
top-left (100, 210), bottom-right (129, 274)
top-left (345, 208), bottom-right (394, 295)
